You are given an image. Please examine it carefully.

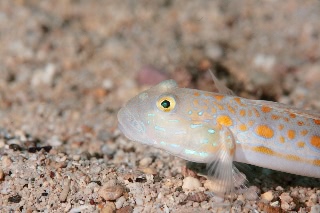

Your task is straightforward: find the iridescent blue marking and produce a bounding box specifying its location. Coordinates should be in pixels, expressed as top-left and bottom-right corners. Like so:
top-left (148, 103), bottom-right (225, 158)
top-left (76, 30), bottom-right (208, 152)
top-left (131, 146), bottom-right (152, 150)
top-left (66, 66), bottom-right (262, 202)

top-left (198, 111), bottom-right (203, 116)
top-left (147, 120), bottom-right (150, 124)
top-left (201, 138), bottom-right (209, 144)
top-left (185, 149), bottom-right (196, 155)
top-left (170, 144), bottom-right (180, 148)
top-left (199, 152), bottom-right (209, 157)
top-left (190, 124), bottom-right (203, 128)
top-left (155, 126), bottom-right (165, 132)
top-left (185, 149), bottom-right (208, 157)
top-left (212, 142), bottom-right (217, 147)
top-left (188, 110), bottom-right (192, 115)
top-left (160, 141), bottom-right (166, 145)
top-left (208, 129), bottom-right (215, 134)
top-left (148, 113), bottom-right (155, 117)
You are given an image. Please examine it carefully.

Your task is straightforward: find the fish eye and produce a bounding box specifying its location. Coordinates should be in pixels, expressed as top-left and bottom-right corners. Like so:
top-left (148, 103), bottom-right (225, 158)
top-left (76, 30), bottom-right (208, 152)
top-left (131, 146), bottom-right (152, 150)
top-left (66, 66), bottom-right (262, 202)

top-left (156, 96), bottom-right (176, 112)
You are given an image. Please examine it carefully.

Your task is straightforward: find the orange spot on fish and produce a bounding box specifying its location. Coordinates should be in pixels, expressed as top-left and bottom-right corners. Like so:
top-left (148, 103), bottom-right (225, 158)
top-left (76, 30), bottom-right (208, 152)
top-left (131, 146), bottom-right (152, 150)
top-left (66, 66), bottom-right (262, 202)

top-left (285, 154), bottom-right (301, 162)
top-left (289, 113), bottom-right (296, 118)
top-left (271, 115), bottom-right (280, 120)
top-left (313, 159), bottom-right (320, 166)
top-left (278, 124), bottom-right (284, 131)
top-left (214, 95), bottom-right (224, 101)
top-left (213, 102), bottom-right (224, 110)
top-left (253, 108), bottom-right (260, 117)
top-left (314, 119), bottom-right (320, 125)
top-left (287, 130), bottom-right (296, 140)
top-left (248, 120), bottom-right (255, 126)
top-left (255, 125), bottom-right (274, 139)
top-left (279, 136), bottom-right (285, 143)
top-left (239, 109), bottom-right (246, 117)
top-left (283, 117), bottom-right (289, 122)
top-left (193, 99), bottom-right (199, 107)
top-left (194, 92), bottom-right (200, 97)
top-left (211, 107), bottom-right (217, 114)
top-left (217, 115), bottom-right (233, 127)
top-left (310, 135), bottom-right (320, 149)
top-left (227, 104), bottom-right (236, 114)
top-left (253, 146), bottom-right (274, 155)
top-left (233, 97), bottom-right (246, 106)
top-left (301, 129), bottom-right (308, 136)
top-left (239, 124), bottom-right (247, 131)
top-left (297, 141), bottom-right (305, 148)
top-left (261, 106), bottom-right (272, 113)
top-left (297, 121), bottom-right (304, 126)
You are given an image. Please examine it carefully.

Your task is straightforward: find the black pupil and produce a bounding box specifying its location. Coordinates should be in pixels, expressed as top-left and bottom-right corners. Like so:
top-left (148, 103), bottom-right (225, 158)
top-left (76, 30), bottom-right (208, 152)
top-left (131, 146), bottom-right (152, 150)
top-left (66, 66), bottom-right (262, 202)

top-left (161, 100), bottom-right (170, 108)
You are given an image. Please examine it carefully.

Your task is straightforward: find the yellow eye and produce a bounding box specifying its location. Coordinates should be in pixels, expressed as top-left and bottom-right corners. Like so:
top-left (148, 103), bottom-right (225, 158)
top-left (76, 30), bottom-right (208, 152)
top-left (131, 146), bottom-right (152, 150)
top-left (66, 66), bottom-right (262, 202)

top-left (156, 96), bottom-right (176, 112)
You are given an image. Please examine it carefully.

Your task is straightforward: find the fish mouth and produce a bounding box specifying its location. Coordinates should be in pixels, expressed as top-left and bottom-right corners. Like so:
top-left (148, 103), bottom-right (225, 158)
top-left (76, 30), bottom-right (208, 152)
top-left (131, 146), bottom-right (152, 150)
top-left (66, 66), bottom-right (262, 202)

top-left (117, 107), bottom-right (146, 141)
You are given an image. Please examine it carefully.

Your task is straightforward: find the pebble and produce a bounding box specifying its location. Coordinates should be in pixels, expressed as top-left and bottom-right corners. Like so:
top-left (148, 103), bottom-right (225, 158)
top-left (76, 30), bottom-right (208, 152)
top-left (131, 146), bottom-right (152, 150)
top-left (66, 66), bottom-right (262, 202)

top-left (135, 197), bottom-right (144, 206)
top-left (116, 206), bottom-right (133, 213)
top-left (311, 204), bottom-right (320, 213)
top-left (0, 169), bottom-right (4, 181)
top-left (243, 186), bottom-right (259, 201)
top-left (59, 178), bottom-right (71, 202)
top-left (275, 186), bottom-right (284, 191)
top-left (139, 157), bottom-right (153, 167)
top-left (261, 191), bottom-right (274, 202)
top-left (279, 192), bottom-right (293, 203)
top-left (101, 202), bottom-right (116, 213)
top-left (115, 196), bottom-right (126, 209)
top-left (98, 185), bottom-right (124, 201)
top-left (1, 156), bottom-right (12, 168)
top-left (72, 155), bottom-right (81, 161)
top-left (182, 177), bottom-right (201, 191)
top-left (186, 192), bottom-right (208, 202)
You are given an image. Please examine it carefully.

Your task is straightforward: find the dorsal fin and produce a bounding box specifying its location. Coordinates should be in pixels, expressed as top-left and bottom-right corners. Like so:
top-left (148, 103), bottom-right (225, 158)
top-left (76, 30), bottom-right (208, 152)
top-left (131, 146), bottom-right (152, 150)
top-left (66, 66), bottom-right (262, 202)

top-left (209, 70), bottom-right (235, 96)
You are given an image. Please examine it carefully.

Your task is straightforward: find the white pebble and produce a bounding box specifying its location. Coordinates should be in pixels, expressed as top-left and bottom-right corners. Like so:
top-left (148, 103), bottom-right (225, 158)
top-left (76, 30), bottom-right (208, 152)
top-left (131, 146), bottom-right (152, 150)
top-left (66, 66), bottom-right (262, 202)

top-left (261, 191), bottom-right (274, 202)
top-left (139, 157), bottom-right (153, 167)
top-left (135, 197), bottom-right (144, 206)
top-left (311, 204), bottom-right (320, 213)
top-left (115, 196), bottom-right (126, 209)
top-left (1, 156), bottom-right (12, 168)
top-left (59, 178), bottom-right (71, 202)
top-left (182, 177), bottom-right (201, 191)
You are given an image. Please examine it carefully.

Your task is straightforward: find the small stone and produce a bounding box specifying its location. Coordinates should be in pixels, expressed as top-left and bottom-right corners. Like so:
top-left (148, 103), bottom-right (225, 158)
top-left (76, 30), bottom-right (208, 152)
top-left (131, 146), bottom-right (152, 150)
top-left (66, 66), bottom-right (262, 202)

top-left (116, 206), bottom-right (133, 213)
top-left (59, 178), bottom-right (71, 202)
top-left (139, 157), bottom-right (153, 167)
top-left (72, 155), bottom-right (81, 161)
top-left (115, 196), bottom-right (126, 209)
top-left (186, 192), bottom-right (208, 202)
top-left (0, 169), bottom-right (4, 180)
top-left (203, 179), bottom-right (230, 194)
top-left (8, 194), bottom-right (22, 203)
top-left (279, 192), bottom-right (293, 203)
top-left (1, 156), bottom-right (12, 168)
top-left (275, 186), bottom-right (284, 191)
top-left (101, 202), bottom-right (116, 213)
top-left (182, 177), bottom-right (201, 191)
top-left (243, 186), bottom-right (259, 201)
top-left (102, 78), bottom-right (114, 90)
top-left (135, 197), bottom-right (143, 206)
top-left (309, 193), bottom-right (318, 204)
top-left (138, 167), bottom-right (157, 175)
top-left (261, 191), bottom-right (274, 202)
top-left (98, 185), bottom-right (124, 201)
top-left (8, 144), bottom-right (22, 151)
top-left (311, 204), bottom-right (320, 213)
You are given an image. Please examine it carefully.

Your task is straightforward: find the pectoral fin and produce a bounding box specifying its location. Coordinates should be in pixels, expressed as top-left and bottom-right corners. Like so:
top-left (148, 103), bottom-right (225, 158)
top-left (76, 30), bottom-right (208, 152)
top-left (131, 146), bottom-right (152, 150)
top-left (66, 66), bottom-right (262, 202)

top-left (206, 125), bottom-right (248, 196)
